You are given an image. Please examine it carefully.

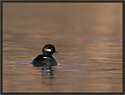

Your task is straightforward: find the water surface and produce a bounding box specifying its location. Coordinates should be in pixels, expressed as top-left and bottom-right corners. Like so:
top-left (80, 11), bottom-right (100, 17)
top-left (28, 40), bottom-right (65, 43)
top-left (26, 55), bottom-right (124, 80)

top-left (3, 3), bottom-right (122, 92)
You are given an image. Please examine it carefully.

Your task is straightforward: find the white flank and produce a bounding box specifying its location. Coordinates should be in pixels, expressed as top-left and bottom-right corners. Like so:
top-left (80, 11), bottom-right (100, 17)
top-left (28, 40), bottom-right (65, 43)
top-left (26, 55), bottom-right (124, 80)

top-left (43, 57), bottom-right (48, 59)
top-left (45, 49), bottom-right (51, 52)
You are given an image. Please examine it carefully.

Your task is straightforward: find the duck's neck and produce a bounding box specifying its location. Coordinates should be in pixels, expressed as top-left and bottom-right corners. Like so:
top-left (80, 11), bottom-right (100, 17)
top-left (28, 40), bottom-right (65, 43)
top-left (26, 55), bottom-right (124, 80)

top-left (43, 53), bottom-right (52, 56)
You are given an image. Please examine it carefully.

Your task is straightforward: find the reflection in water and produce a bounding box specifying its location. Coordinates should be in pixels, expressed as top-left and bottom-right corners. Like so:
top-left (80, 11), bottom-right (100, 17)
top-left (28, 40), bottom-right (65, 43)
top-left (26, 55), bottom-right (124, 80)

top-left (37, 66), bottom-right (54, 79)
top-left (34, 66), bottom-right (55, 91)
top-left (41, 69), bottom-right (54, 79)
top-left (3, 3), bottom-right (122, 92)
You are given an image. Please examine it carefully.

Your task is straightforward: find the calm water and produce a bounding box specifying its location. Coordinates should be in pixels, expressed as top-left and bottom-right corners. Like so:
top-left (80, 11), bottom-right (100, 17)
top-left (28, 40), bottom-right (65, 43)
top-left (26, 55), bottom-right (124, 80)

top-left (3, 3), bottom-right (122, 92)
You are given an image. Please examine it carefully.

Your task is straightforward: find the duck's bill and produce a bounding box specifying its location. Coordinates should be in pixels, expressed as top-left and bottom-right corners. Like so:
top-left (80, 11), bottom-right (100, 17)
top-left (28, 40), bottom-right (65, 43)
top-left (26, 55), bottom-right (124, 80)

top-left (55, 51), bottom-right (59, 54)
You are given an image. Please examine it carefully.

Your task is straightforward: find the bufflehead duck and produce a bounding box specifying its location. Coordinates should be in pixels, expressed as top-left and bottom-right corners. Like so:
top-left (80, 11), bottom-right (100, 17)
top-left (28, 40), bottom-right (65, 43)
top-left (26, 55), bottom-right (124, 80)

top-left (32, 44), bottom-right (58, 67)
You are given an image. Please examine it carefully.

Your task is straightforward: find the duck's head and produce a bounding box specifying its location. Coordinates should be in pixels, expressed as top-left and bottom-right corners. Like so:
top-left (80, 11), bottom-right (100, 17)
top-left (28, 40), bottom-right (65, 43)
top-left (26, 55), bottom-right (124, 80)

top-left (42, 44), bottom-right (57, 55)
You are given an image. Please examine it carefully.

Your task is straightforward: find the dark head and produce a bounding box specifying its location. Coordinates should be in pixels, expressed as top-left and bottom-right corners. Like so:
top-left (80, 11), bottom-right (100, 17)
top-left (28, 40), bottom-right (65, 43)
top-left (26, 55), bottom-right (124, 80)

top-left (42, 44), bottom-right (57, 55)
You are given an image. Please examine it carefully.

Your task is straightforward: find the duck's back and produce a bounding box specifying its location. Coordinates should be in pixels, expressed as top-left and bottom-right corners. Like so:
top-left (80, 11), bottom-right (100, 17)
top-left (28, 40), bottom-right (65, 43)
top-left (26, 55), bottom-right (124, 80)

top-left (32, 54), bottom-right (57, 67)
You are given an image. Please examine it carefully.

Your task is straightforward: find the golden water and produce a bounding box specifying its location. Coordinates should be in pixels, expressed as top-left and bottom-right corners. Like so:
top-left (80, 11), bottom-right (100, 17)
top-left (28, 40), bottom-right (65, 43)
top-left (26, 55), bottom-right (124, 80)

top-left (3, 3), bottom-right (122, 92)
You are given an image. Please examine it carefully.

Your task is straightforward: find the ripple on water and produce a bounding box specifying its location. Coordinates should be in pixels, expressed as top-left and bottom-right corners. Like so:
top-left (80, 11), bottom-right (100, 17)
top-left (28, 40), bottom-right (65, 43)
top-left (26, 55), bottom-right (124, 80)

top-left (77, 37), bottom-right (122, 43)
top-left (59, 69), bottom-right (87, 72)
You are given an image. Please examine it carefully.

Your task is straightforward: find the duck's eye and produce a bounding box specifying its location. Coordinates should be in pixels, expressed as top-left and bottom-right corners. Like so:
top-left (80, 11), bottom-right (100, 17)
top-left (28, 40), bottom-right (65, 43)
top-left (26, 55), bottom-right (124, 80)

top-left (44, 48), bottom-right (51, 52)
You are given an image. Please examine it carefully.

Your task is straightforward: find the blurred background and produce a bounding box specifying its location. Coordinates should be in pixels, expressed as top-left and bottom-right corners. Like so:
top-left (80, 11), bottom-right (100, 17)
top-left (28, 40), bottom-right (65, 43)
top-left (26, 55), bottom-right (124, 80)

top-left (3, 3), bottom-right (122, 92)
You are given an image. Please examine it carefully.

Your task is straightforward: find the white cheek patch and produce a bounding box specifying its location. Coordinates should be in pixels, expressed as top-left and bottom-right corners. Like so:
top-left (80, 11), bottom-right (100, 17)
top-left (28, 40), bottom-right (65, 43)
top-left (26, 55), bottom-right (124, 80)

top-left (44, 49), bottom-right (52, 52)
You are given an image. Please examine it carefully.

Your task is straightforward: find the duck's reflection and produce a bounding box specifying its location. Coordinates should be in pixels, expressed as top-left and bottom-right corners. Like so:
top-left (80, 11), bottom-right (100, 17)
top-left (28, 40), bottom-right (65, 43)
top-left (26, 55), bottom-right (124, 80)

top-left (40, 66), bottom-right (54, 79)
top-left (33, 65), bottom-right (55, 79)
top-left (32, 64), bottom-right (56, 90)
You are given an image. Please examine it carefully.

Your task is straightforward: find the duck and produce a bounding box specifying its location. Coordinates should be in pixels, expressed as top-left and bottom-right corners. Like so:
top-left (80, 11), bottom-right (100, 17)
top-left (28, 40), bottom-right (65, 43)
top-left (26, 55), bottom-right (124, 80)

top-left (32, 44), bottom-right (58, 67)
